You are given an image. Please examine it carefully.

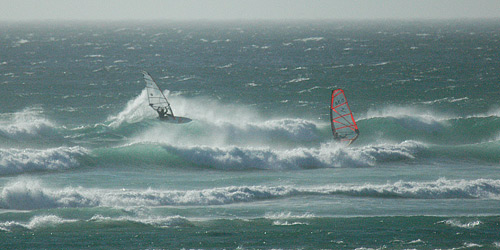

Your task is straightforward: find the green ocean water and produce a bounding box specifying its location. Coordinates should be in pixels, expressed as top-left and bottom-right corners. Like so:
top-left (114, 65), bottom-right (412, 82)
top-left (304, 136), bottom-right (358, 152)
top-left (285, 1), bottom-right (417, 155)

top-left (1, 20), bottom-right (500, 249)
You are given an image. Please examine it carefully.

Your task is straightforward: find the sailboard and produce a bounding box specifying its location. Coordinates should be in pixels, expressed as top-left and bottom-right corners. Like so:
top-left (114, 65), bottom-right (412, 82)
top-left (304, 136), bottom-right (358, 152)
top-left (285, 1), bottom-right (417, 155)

top-left (330, 89), bottom-right (359, 145)
top-left (142, 71), bottom-right (191, 124)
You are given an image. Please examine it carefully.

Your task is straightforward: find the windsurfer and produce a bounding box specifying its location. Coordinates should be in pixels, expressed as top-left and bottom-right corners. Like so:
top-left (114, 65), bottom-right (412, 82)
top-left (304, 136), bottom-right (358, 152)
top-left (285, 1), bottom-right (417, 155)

top-left (330, 89), bottom-right (359, 145)
top-left (157, 107), bottom-right (168, 119)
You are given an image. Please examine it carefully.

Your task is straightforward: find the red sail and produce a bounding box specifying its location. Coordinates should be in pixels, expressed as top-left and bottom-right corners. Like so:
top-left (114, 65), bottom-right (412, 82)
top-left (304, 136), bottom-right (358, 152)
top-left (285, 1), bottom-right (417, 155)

top-left (330, 89), bottom-right (359, 145)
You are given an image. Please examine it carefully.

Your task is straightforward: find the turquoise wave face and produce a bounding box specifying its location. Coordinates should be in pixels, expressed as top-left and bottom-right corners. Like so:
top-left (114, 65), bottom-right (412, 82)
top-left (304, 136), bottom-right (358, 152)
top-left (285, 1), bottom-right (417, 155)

top-left (2, 102), bottom-right (500, 176)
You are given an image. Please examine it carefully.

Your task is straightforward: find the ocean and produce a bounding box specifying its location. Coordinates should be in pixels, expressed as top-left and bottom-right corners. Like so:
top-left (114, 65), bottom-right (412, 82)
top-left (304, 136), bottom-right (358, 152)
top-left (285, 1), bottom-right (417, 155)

top-left (1, 20), bottom-right (500, 249)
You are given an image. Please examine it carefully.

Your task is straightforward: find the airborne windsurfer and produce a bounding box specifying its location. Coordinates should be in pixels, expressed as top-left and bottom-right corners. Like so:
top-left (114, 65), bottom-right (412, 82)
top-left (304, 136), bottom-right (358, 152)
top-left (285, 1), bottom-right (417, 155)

top-left (156, 106), bottom-right (167, 118)
top-left (155, 106), bottom-right (172, 119)
top-left (142, 71), bottom-right (191, 123)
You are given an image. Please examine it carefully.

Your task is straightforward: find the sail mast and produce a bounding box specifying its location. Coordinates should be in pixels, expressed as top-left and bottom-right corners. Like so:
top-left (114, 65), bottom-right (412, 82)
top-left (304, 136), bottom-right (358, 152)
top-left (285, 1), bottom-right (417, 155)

top-left (142, 71), bottom-right (175, 119)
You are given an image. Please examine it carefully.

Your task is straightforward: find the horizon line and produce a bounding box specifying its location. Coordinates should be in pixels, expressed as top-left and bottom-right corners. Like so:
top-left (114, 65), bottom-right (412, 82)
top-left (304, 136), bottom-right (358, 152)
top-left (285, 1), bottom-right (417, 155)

top-left (2, 17), bottom-right (500, 23)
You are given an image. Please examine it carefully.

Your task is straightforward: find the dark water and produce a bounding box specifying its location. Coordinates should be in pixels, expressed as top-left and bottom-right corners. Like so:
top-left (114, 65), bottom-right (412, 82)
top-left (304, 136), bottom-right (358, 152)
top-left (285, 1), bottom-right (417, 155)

top-left (1, 20), bottom-right (500, 249)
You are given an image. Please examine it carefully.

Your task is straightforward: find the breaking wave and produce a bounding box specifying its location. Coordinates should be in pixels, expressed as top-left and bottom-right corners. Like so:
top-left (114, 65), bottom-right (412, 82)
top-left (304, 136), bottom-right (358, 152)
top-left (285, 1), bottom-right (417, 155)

top-left (358, 105), bottom-right (500, 146)
top-left (0, 215), bottom-right (77, 231)
top-left (2, 178), bottom-right (498, 210)
top-left (95, 140), bottom-right (422, 170)
top-left (106, 88), bottom-right (259, 129)
top-left (0, 108), bottom-right (58, 141)
top-left (439, 219), bottom-right (483, 229)
top-left (0, 214), bottom-right (189, 232)
top-left (164, 141), bottom-right (420, 170)
top-left (0, 146), bottom-right (89, 176)
top-left (130, 118), bottom-right (322, 148)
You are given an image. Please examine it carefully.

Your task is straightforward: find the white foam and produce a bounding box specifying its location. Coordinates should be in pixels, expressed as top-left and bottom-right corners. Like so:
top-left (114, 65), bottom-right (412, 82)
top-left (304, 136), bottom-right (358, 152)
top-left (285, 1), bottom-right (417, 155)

top-left (0, 180), bottom-right (298, 209)
top-left (1, 178), bottom-right (499, 210)
top-left (265, 212), bottom-right (315, 220)
top-left (178, 96), bottom-right (259, 125)
top-left (107, 88), bottom-right (259, 129)
top-left (0, 214), bottom-right (189, 231)
top-left (440, 219), bottom-right (482, 229)
top-left (84, 54), bottom-right (104, 58)
top-left (164, 140), bottom-right (422, 170)
top-left (287, 77), bottom-right (310, 83)
top-left (132, 118), bottom-right (321, 149)
top-left (421, 97), bottom-right (469, 105)
top-left (322, 178), bottom-right (500, 199)
top-left (370, 61), bottom-right (391, 66)
top-left (27, 215), bottom-right (77, 229)
top-left (272, 221), bottom-right (308, 226)
top-left (408, 239), bottom-right (425, 244)
top-left (106, 88), bottom-right (155, 127)
top-left (89, 214), bottom-right (189, 228)
top-left (216, 63), bottom-right (233, 69)
top-left (0, 107), bottom-right (57, 139)
top-left (0, 179), bottom-right (87, 210)
top-left (0, 146), bottom-right (88, 175)
top-left (467, 106), bottom-right (500, 119)
top-left (0, 215), bottom-right (76, 231)
top-left (462, 242), bottom-right (483, 248)
top-left (15, 39), bottom-right (29, 45)
top-left (361, 105), bottom-right (450, 121)
top-left (293, 37), bottom-right (324, 42)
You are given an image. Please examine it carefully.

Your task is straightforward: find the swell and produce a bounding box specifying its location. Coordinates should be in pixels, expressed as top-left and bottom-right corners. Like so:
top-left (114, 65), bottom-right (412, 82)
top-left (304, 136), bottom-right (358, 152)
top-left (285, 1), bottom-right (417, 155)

top-left (94, 140), bottom-right (422, 170)
top-left (3, 114), bottom-right (499, 176)
top-left (0, 108), bottom-right (61, 145)
top-left (0, 138), bottom-right (424, 176)
top-left (0, 214), bottom-right (190, 232)
top-left (1, 178), bottom-right (498, 210)
top-left (3, 99), bottom-right (500, 176)
top-left (0, 146), bottom-right (90, 176)
top-left (0, 213), bottom-right (493, 234)
top-left (358, 106), bottom-right (500, 146)
top-left (5, 104), bottom-right (498, 151)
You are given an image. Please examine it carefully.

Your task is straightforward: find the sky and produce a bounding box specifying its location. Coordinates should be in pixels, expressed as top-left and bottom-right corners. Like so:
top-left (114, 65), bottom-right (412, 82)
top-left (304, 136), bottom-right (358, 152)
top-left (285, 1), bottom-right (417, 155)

top-left (1, 0), bottom-right (500, 21)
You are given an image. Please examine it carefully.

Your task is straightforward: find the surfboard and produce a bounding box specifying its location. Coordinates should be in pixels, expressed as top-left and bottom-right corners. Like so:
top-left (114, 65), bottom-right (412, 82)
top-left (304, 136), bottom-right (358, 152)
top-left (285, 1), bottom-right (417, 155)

top-left (158, 115), bottom-right (192, 124)
top-left (142, 71), bottom-right (191, 124)
top-left (330, 89), bottom-right (359, 145)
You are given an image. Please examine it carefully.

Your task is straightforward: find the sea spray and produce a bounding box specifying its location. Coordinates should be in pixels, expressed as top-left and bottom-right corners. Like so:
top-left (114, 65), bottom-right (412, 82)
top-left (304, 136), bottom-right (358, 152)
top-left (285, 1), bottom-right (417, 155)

top-left (0, 107), bottom-right (57, 140)
top-left (106, 89), bottom-right (154, 127)
top-left (0, 146), bottom-right (89, 175)
top-left (130, 118), bottom-right (321, 148)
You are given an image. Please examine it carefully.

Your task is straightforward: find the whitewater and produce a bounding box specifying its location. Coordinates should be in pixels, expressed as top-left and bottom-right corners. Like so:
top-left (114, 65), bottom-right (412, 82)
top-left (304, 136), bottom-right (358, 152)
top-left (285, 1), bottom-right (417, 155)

top-left (1, 20), bottom-right (500, 249)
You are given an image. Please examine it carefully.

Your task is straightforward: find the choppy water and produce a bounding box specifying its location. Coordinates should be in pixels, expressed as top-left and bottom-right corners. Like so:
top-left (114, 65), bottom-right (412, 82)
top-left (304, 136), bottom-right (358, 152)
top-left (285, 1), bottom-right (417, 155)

top-left (1, 20), bottom-right (500, 249)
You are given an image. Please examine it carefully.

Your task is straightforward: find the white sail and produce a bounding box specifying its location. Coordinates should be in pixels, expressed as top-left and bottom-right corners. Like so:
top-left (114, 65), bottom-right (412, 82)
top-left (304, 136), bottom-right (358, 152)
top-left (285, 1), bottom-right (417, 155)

top-left (142, 71), bottom-right (174, 118)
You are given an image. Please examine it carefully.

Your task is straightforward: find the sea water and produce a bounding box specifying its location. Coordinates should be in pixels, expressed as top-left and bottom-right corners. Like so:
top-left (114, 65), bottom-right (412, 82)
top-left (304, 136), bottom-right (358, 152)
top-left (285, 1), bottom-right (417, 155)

top-left (1, 20), bottom-right (499, 249)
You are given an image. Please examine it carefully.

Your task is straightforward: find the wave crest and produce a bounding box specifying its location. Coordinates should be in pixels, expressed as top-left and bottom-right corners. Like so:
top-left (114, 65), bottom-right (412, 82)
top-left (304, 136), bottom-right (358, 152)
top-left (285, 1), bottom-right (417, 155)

top-left (2, 178), bottom-right (497, 211)
top-left (165, 141), bottom-right (422, 170)
top-left (439, 219), bottom-right (482, 229)
top-left (0, 108), bottom-right (57, 140)
top-left (0, 146), bottom-right (89, 175)
top-left (0, 214), bottom-right (189, 231)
